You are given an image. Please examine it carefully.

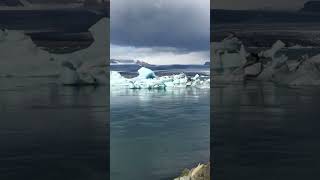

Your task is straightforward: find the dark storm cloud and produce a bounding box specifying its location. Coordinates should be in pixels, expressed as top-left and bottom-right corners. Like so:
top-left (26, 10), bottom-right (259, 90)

top-left (29, 0), bottom-right (81, 3)
top-left (110, 0), bottom-right (210, 51)
top-left (211, 0), bottom-right (313, 10)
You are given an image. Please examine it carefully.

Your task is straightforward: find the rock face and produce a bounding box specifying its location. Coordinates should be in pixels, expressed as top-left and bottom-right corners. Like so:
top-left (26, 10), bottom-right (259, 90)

top-left (174, 163), bottom-right (210, 180)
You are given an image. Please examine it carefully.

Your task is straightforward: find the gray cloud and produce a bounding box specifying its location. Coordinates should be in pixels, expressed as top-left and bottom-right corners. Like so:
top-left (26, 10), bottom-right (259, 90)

top-left (111, 0), bottom-right (210, 51)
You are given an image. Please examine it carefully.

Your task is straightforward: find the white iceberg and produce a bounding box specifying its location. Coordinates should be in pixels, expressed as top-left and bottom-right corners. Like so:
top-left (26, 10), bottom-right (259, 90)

top-left (212, 39), bottom-right (290, 83)
top-left (137, 67), bottom-right (156, 79)
top-left (211, 36), bottom-right (245, 71)
top-left (111, 67), bottom-right (210, 89)
top-left (259, 40), bottom-right (285, 58)
top-left (0, 17), bottom-right (109, 86)
top-left (0, 29), bottom-right (58, 77)
top-left (58, 17), bottom-right (109, 85)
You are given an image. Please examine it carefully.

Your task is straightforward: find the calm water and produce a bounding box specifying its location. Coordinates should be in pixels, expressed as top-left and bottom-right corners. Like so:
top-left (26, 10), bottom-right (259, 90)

top-left (110, 88), bottom-right (210, 180)
top-left (0, 77), bottom-right (109, 180)
top-left (212, 82), bottom-right (320, 179)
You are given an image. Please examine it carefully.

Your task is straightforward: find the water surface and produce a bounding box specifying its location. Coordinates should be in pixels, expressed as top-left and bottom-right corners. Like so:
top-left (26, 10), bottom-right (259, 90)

top-left (0, 77), bottom-right (109, 180)
top-left (212, 82), bottom-right (320, 179)
top-left (111, 88), bottom-right (210, 180)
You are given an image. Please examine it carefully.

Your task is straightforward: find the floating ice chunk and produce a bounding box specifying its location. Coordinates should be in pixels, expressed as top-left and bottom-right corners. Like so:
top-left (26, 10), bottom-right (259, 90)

top-left (0, 29), bottom-right (59, 76)
top-left (57, 18), bottom-right (109, 85)
top-left (212, 36), bottom-right (246, 72)
top-left (128, 78), bottom-right (166, 89)
top-left (137, 67), bottom-right (156, 79)
top-left (244, 63), bottom-right (262, 77)
top-left (271, 54), bottom-right (320, 86)
top-left (60, 61), bottom-right (98, 85)
top-left (259, 40), bottom-right (285, 58)
top-left (110, 70), bottom-right (209, 89)
top-left (212, 36), bottom-right (242, 52)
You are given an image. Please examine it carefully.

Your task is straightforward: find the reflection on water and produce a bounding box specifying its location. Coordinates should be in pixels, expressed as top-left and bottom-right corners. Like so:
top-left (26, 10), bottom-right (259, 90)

top-left (0, 77), bottom-right (109, 180)
top-left (212, 82), bottom-right (320, 180)
top-left (111, 88), bottom-right (209, 180)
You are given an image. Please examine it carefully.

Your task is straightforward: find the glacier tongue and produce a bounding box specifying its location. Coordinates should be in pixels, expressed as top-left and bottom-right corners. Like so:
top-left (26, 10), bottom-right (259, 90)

top-left (111, 67), bottom-right (210, 89)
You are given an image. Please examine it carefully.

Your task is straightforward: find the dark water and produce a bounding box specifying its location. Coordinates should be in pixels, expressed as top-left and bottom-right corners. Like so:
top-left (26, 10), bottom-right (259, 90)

top-left (111, 88), bottom-right (210, 180)
top-left (212, 82), bottom-right (320, 179)
top-left (0, 77), bottom-right (109, 180)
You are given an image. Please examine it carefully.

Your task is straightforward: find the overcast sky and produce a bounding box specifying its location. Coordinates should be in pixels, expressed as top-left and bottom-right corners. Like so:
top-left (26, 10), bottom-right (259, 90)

top-left (110, 0), bottom-right (210, 65)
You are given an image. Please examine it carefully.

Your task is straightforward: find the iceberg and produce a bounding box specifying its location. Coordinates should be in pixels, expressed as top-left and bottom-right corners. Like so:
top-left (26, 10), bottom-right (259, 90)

top-left (212, 36), bottom-right (320, 86)
top-left (259, 40), bottom-right (285, 58)
top-left (272, 55), bottom-right (320, 86)
top-left (137, 67), bottom-right (156, 79)
top-left (211, 35), bottom-right (246, 71)
top-left (111, 67), bottom-right (210, 89)
top-left (0, 29), bottom-right (58, 77)
top-left (58, 17), bottom-right (109, 85)
top-left (0, 16), bottom-right (109, 86)
top-left (212, 39), bottom-right (289, 83)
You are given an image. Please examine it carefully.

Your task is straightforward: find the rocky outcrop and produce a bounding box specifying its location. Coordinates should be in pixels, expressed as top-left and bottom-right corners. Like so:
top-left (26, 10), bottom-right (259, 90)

top-left (174, 163), bottom-right (210, 180)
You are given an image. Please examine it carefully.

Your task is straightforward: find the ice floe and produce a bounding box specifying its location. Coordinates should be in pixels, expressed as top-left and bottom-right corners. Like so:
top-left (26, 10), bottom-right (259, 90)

top-left (111, 67), bottom-right (210, 89)
top-left (212, 36), bottom-right (320, 86)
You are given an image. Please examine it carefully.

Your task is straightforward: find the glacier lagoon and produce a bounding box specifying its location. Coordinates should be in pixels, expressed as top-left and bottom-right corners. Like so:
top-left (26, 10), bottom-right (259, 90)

top-left (110, 66), bottom-right (210, 179)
